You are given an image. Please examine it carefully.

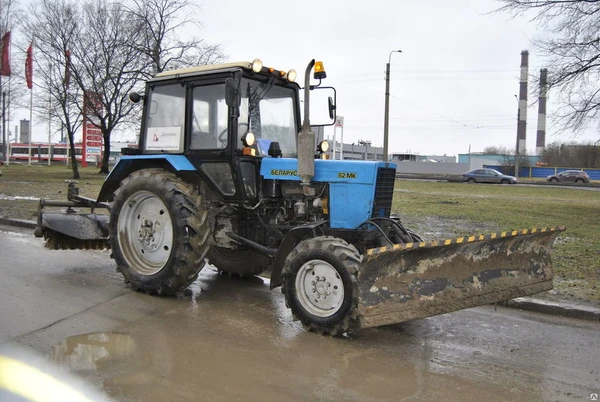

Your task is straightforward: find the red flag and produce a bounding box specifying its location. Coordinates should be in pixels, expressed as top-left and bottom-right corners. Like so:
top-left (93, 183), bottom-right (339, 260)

top-left (25, 43), bottom-right (33, 89)
top-left (63, 50), bottom-right (70, 88)
top-left (1, 31), bottom-right (11, 76)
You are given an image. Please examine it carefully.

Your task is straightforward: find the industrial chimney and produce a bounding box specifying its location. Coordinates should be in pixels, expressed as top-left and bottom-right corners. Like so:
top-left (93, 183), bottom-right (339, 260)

top-left (536, 68), bottom-right (548, 155)
top-left (515, 50), bottom-right (529, 177)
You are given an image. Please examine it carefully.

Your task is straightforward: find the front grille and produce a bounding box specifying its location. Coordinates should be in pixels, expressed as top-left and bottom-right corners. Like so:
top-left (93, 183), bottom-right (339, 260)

top-left (372, 167), bottom-right (396, 218)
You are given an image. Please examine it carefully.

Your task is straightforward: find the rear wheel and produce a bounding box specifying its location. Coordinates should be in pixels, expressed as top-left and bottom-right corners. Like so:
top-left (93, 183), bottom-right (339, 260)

top-left (575, 178), bottom-right (584, 183)
top-left (109, 169), bottom-right (211, 295)
top-left (281, 236), bottom-right (360, 336)
top-left (207, 246), bottom-right (271, 277)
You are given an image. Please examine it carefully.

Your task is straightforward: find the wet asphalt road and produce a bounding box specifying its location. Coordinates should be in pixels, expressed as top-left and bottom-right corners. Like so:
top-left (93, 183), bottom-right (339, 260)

top-left (0, 225), bottom-right (599, 402)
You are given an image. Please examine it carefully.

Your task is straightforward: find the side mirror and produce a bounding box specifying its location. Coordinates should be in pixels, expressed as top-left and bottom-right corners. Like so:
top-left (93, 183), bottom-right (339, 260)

top-left (225, 78), bottom-right (241, 107)
top-left (304, 86), bottom-right (336, 126)
top-left (328, 96), bottom-right (336, 120)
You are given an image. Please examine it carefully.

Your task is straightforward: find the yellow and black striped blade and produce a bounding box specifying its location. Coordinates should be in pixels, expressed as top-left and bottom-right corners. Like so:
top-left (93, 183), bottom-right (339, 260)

top-left (358, 226), bottom-right (565, 329)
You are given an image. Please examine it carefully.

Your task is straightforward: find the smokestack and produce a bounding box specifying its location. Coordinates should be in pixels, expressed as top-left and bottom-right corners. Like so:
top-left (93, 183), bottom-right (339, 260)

top-left (514, 50), bottom-right (529, 178)
top-left (516, 50), bottom-right (528, 156)
top-left (536, 68), bottom-right (548, 155)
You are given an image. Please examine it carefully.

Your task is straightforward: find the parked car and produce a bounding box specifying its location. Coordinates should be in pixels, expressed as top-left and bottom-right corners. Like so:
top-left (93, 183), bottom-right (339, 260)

top-left (546, 170), bottom-right (590, 184)
top-left (461, 168), bottom-right (518, 184)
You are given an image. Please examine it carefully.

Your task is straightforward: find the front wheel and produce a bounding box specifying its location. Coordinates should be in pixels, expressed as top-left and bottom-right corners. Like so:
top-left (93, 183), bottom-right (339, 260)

top-left (109, 169), bottom-right (211, 295)
top-left (281, 236), bottom-right (361, 336)
top-left (501, 179), bottom-right (509, 184)
top-left (467, 178), bottom-right (476, 183)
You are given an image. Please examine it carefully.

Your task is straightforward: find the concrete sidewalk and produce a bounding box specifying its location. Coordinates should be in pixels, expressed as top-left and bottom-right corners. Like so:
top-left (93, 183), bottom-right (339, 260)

top-left (2, 217), bottom-right (599, 323)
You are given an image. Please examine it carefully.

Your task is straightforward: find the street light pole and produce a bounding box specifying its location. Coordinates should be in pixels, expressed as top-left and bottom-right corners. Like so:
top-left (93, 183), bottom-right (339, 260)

top-left (383, 49), bottom-right (401, 162)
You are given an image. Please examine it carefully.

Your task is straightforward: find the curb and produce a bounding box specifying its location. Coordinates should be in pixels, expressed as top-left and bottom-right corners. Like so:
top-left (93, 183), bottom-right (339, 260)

top-left (503, 297), bottom-right (600, 322)
top-left (0, 217), bottom-right (37, 230)
top-left (1, 218), bottom-right (598, 322)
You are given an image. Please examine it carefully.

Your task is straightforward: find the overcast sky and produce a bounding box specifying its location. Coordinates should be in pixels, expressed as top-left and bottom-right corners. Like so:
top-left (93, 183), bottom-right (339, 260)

top-left (17, 0), bottom-right (598, 156)
top-left (197, 0), bottom-right (598, 157)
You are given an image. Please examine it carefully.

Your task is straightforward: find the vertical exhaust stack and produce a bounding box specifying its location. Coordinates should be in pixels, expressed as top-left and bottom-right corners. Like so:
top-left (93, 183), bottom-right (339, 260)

top-left (515, 50), bottom-right (529, 177)
top-left (536, 68), bottom-right (548, 156)
top-left (298, 60), bottom-right (316, 190)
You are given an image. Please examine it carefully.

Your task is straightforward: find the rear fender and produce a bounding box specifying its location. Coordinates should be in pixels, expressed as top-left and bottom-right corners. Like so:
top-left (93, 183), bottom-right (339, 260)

top-left (97, 155), bottom-right (198, 202)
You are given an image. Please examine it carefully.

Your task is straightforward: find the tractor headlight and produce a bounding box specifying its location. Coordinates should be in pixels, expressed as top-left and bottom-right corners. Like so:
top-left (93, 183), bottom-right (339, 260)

top-left (128, 92), bottom-right (142, 104)
top-left (318, 140), bottom-right (329, 153)
top-left (287, 69), bottom-right (297, 82)
top-left (251, 59), bottom-right (263, 73)
top-left (242, 132), bottom-right (255, 147)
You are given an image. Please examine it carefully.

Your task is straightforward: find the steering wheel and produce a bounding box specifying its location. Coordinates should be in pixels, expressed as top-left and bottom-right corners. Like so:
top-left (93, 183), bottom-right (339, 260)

top-left (218, 123), bottom-right (249, 147)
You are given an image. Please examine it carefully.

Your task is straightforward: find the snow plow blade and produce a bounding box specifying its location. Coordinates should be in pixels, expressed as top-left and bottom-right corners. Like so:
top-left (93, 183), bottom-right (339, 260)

top-left (357, 226), bottom-right (565, 329)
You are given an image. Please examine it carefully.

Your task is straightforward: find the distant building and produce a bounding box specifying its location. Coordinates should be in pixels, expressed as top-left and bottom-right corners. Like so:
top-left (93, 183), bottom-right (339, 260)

top-left (325, 140), bottom-right (384, 161)
top-left (391, 153), bottom-right (456, 163)
top-left (20, 119), bottom-right (30, 143)
top-left (424, 155), bottom-right (456, 163)
top-left (322, 140), bottom-right (458, 163)
top-left (458, 153), bottom-right (540, 169)
top-left (391, 153), bottom-right (421, 162)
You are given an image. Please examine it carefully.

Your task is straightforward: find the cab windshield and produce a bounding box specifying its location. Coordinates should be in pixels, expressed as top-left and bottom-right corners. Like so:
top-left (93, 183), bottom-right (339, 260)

top-left (238, 78), bottom-right (298, 157)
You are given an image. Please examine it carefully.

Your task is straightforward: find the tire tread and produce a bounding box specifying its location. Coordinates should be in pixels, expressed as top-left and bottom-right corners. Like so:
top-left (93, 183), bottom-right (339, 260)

top-left (281, 236), bottom-right (361, 336)
top-left (109, 169), bottom-right (211, 295)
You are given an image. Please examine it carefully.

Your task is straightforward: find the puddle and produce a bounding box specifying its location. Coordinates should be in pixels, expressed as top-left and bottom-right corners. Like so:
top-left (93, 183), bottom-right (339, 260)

top-left (49, 332), bottom-right (136, 371)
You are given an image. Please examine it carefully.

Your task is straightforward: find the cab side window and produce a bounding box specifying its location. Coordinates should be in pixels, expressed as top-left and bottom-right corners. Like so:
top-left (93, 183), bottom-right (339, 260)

top-left (190, 83), bottom-right (228, 150)
top-left (144, 84), bottom-right (185, 152)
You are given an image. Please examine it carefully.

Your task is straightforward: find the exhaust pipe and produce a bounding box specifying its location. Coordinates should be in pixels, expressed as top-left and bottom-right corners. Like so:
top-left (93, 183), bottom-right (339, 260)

top-left (297, 60), bottom-right (316, 189)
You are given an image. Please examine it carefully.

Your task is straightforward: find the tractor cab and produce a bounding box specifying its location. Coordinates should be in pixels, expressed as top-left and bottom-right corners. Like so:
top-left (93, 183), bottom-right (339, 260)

top-left (130, 59), bottom-right (333, 204)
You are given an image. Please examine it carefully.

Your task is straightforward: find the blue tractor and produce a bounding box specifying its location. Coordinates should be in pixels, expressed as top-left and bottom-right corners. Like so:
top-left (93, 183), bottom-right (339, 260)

top-left (35, 59), bottom-right (563, 335)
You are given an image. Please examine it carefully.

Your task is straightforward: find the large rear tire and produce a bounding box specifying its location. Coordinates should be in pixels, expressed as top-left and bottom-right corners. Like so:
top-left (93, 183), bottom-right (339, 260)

top-left (206, 246), bottom-right (271, 277)
top-left (281, 236), bottom-right (360, 336)
top-left (109, 169), bottom-right (211, 295)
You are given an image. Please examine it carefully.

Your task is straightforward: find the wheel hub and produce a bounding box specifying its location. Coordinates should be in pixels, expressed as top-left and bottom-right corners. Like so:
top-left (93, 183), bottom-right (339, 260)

top-left (312, 276), bottom-right (332, 298)
top-left (117, 191), bottom-right (174, 275)
top-left (295, 260), bottom-right (344, 317)
top-left (138, 218), bottom-right (163, 251)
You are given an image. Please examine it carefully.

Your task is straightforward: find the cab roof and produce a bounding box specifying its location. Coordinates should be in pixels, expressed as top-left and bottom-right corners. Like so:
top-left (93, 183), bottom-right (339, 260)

top-left (152, 62), bottom-right (253, 81)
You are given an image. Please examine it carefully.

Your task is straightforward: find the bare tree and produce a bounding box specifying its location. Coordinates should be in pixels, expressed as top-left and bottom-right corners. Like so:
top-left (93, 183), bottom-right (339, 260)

top-left (0, 0), bottom-right (22, 85)
top-left (496, 0), bottom-right (600, 135)
top-left (67, 0), bottom-right (147, 174)
top-left (24, 0), bottom-right (225, 175)
top-left (482, 145), bottom-right (513, 155)
top-left (25, 0), bottom-right (83, 178)
top-left (125, 0), bottom-right (226, 77)
top-left (542, 141), bottom-right (600, 167)
top-left (0, 0), bottom-right (24, 157)
top-left (481, 145), bottom-right (531, 174)
top-left (501, 153), bottom-right (532, 175)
